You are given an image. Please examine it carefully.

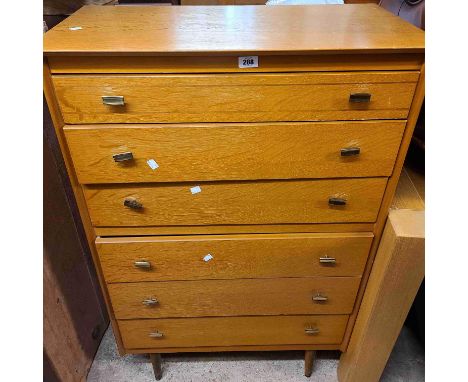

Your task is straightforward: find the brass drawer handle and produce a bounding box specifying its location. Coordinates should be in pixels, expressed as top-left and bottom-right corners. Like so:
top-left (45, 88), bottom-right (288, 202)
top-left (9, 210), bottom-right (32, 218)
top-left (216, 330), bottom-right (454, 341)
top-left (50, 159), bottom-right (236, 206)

top-left (312, 294), bottom-right (328, 302)
top-left (328, 197), bottom-right (347, 206)
top-left (113, 152), bottom-right (133, 162)
top-left (143, 298), bottom-right (159, 306)
top-left (134, 260), bottom-right (151, 269)
top-left (149, 331), bottom-right (164, 338)
top-left (340, 147), bottom-right (360, 157)
top-left (349, 93), bottom-right (371, 103)
top-left (305, 328), bottom-right (320, 335)
top-left (319, 256), bottom-right (336, 265)
top-left (102, 95), bottom-right (125, 106)
top-left (124, 197), bottom-right (143, 210)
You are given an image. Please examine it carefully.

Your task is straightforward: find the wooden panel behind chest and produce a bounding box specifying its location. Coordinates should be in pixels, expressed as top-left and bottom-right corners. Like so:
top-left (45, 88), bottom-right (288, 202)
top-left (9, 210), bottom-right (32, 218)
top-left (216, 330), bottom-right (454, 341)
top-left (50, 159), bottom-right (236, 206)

top-left (65, 121), bottom-right (406, 184)
top-left (96, 233), bottom-right (373, 282)
top-left (119, 315), bottom-right (349, 349)
top-left (84, 178), bottom-right (387, 226)
top-left (108, 277), bottom-right (361, 319)
top-left (52, 72), bottom-right (418, 124)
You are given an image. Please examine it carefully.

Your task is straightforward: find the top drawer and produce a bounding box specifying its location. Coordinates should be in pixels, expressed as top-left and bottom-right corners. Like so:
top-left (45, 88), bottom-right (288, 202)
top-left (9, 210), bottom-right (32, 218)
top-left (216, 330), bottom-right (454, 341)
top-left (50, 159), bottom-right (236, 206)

top-left (52, 72), bottom-right (419, 124)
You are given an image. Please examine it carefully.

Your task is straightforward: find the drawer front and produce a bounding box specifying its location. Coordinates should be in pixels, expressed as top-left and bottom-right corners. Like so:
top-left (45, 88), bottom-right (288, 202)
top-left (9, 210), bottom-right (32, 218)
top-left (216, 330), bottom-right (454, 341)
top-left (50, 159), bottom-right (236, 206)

top-left (108, 277), bottom-right (361, 319)
top-left (65, 121), bottom-right (405, 184)
top-left (96, 233), bottom-right (373, 282)
top-left (53, 72), bottom-right (418, 124)
top-left (84, 178), bottom-right (387, 226)
top-left (119, 315), bottom-right (348, 349)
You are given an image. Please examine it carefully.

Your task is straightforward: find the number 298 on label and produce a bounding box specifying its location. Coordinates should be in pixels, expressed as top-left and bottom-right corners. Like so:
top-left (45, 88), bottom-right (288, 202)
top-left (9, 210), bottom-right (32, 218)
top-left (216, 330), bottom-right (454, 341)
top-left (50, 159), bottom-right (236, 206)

top-left (238, 56), bottom-right (259, 68)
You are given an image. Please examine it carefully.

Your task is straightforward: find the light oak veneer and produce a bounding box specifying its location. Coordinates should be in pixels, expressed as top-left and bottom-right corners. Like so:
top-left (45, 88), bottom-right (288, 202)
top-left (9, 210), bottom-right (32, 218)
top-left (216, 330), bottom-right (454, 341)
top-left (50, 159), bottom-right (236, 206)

top-left (119, 315), bottom-right (349, 349)
top-left (109, 277), bottom-right (361, 319)
top-left (96, 233), bottom-right (373, 282)
top-left (53, 72), bottom-right (418, 124)
top-left (43, 4), bottom-right (425, 378)
top-left (84, 178), bottom-right (388, 226)
top-left (43, 5), bottom-right (424, 55)
top-left (65, 121), bottom-right (406, 184)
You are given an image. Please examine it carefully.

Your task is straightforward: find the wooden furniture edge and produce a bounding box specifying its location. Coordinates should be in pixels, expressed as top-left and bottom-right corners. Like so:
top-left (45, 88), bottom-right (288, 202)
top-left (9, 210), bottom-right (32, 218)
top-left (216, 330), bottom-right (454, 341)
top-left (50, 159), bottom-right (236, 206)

top-left (337, 209), bottom-right (425, 381)
top-left (96, 231), bottom-right (374, 243)
top-left (340, 63), bottom-right (425, 351)
top-left (47, 53), bottom-right (425, 74)
top-left (43, 58), bottom-right (126, 355)
top-left (123, 343), bottom-right (342, 354)
top-left (95, 223), bottom-right (375, 236)
top-left (391, 168), bottom-right (425, 210)
top-left (44, 49), bottom-right (425, 57)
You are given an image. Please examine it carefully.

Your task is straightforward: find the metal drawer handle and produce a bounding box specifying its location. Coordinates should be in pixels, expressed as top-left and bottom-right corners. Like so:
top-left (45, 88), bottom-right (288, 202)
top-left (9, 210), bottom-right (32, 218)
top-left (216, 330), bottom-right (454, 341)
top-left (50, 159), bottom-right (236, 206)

top-left (328, 197), bottom-right (347, 206)
top-left (102, 95), bottom-right (125, 106)
top-left (113, 152), bottom-right (133, 162)
top-left (134, 261), bottom-right (151, 269)
top-left (143, 298), bottom-right (159, 307)
top-left (149, 331), bottom-right (164, 338)
top-left (305, 328), bottom-right (320, 335)
top-left (319, 256), bottom-right (336, 265)
top-left (349, 93), bottom-right (371, 103)
top-left (124, 197), bottom-right (143, 210)
top-left (340, 147), bottom-right (360, 157)
top-left (312, 294), bottom-right (328, 302)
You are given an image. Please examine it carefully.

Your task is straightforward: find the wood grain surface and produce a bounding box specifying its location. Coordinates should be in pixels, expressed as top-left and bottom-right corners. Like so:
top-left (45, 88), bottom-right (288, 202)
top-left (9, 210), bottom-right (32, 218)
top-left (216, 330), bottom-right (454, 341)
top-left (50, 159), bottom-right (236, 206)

top-left (96, 233), bottom-right (373, 282)
top-left (118, 315), bottom-right (349, 349)
top-left (65, 121), bottom-right (405, 184)
top-left (43, 5), bottom-right (425, 55)
top-left (84, 178), bottom-right (388, 227)
top-left (43, 126), bottom-right (108, 381)
top-left (391, 168), bottom-right (425, 210)
top-left (122, 343), bottom-right (341, 354)
top-left (52, 72), bottom-right (418, 124)
top-left (338, 209), bottom-right (424, 382)
top-left (94, 223), bottom-right (375, 236)
top-left (339, 65), bottom-right (425, 351)
top-left (47, 54), bottom-right (424, 74)
top-left (108, 277), bottom-right (361, 319)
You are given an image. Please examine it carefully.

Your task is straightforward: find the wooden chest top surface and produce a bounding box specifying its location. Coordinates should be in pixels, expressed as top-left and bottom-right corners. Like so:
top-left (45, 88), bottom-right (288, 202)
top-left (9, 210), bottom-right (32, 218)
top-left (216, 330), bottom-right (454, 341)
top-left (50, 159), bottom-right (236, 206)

top-left (43, 4), bottom-right (424, 56)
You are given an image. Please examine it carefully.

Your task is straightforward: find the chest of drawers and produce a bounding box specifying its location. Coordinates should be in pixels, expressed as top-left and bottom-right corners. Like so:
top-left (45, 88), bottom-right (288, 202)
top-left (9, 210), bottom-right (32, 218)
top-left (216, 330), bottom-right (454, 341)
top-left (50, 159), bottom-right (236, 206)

top-left (43, 4), bottom-right (424, 379)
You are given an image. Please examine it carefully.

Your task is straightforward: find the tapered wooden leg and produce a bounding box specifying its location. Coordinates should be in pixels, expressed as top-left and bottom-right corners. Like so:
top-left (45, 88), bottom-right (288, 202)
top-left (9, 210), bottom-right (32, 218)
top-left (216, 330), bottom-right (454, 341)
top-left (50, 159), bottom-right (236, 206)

top-left (304, 350), bottom-right (316, 377)
top-left (149, 353), bottom-right (162, 380)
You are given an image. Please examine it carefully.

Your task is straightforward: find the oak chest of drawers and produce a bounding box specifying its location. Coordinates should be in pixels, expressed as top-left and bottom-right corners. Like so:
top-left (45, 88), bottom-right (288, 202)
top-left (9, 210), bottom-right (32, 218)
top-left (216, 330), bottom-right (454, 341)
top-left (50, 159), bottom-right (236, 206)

top-left (43, 4), bottom-right (424, 379)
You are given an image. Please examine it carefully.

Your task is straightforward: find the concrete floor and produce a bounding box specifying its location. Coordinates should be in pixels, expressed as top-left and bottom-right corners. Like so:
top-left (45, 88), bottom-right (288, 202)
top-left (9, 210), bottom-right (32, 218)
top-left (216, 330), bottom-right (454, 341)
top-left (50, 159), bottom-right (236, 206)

top-left (88, 325), bottom-right (424, 381)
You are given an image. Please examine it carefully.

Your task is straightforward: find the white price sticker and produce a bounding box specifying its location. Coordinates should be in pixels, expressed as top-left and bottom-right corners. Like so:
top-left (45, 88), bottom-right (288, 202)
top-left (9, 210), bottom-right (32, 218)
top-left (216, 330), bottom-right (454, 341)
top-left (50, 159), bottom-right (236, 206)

top-left (147, 159), bottom-right (159, 170)
top-left (238, 56), bottom-right (259, 68)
